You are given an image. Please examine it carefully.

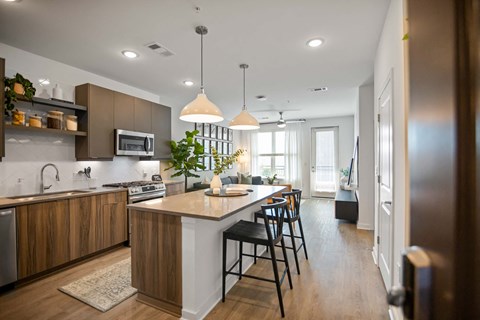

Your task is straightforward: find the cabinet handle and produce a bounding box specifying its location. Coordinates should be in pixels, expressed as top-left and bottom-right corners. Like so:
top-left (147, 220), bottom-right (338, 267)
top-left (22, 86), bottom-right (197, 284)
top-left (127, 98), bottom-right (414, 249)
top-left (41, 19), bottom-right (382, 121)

top-left (0, 210), bottom-right (13, 216)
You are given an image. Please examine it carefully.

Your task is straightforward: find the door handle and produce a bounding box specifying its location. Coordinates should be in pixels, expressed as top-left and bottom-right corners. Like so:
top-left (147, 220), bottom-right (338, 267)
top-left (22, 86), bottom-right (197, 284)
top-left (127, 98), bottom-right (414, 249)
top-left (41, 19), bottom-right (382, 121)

top-left (311, 166), bottom-right (315, 173)
top-left (384, 201), bottom-right (392, 206)
top-left (144, 137), bottom-right (150, 153)
top-left (387, 246), bottom-right (432, 320)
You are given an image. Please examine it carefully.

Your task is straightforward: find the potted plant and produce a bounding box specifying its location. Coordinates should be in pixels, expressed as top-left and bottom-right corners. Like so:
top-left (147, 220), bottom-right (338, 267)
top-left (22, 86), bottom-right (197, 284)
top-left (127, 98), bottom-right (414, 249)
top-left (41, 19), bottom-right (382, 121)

top-left (164, 130), bottom-right (205, 192)
top-left (266, 173), bottom-right (278, 185)
top-left (4, 73), bottom-right (36, 117)
top-left (211, 147), bottom-right (244, 191)
top-left (339, 167), bottom-right (350, 189)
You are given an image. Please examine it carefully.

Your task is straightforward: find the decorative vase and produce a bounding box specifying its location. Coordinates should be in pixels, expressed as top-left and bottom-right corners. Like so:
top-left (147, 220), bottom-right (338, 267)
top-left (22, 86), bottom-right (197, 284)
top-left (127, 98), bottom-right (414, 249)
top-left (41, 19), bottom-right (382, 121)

top-left (52, 84), bottom-right (63, 100)
top-left (210, 175), bottom-right (222, 194)
top-left (13, 83), bottom-right (24, 95)
top-left (340, 175), bottom-right (348, 190)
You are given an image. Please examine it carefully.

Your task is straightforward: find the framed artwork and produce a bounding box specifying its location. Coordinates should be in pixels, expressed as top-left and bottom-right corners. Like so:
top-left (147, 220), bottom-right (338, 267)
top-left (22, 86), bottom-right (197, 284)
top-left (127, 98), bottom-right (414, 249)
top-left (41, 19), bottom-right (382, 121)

top-left (216, 141), bottom-right (222, 154)
top-left (204, 157), bottom-right (210, 171)
top-left (223, 142), bottom-right (228, 155)
top-left (228, 129), bottom-right (233, 141)
top-left (210, 124), bottom-right (217, 139)
top-left (210, 157), bottom-right (216, 171)
top-left (204, 139), bottom-right (211, 154)
top-left (228, 143), bottom-right (233, 155)
top-left (223, 127), bottom-right (228, 140)
top-left (195, 123), bottom-right (203, 136)
top-left (203, 123), bottom-right (210, 137)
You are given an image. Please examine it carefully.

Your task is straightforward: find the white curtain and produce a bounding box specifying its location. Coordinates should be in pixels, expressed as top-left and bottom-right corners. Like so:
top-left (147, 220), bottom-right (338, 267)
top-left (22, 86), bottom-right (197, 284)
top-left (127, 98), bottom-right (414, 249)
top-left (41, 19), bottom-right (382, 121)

top-left (285, 123), bottom-right (303, 189)
top-left (238, 130), bottom-right (258, 174)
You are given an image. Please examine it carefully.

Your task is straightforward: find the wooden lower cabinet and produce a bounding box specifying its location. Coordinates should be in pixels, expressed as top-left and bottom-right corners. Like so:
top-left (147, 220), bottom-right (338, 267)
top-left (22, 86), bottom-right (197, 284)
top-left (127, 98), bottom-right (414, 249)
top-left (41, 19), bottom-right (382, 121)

top-left (165, 181), bottom-right (184, 196)
top-left (16, 191), bottom-right (127, 279)
top-left (17, 200), bottom-right (71, 279)
top-left (99, 192), bottom-right (127, 248)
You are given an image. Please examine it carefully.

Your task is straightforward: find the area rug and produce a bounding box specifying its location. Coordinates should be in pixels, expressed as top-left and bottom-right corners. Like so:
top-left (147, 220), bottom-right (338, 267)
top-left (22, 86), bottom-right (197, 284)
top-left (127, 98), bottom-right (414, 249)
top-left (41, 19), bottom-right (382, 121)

top-left (59, 258), bottom-right (137, 312)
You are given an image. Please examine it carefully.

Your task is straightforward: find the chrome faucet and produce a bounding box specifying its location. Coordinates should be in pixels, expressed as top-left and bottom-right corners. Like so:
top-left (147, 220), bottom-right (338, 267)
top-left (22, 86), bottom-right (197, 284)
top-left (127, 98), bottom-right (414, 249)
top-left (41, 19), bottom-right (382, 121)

top-left (40, 163), bottom-right (60, 193)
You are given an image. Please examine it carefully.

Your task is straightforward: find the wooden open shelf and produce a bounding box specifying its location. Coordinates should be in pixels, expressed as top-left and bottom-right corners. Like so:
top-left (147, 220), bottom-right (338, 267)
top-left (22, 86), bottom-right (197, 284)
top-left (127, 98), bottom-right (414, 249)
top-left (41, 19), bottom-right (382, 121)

top-left (5, 124), bottom-right (87, 136)
top-left (16, 96), bottom-right (87, 111)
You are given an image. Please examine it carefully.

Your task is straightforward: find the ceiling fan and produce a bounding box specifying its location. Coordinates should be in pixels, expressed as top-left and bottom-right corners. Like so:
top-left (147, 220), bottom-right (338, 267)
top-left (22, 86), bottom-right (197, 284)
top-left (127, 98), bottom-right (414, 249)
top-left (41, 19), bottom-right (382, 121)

top-left (259, 111), bottom-right (306, 128)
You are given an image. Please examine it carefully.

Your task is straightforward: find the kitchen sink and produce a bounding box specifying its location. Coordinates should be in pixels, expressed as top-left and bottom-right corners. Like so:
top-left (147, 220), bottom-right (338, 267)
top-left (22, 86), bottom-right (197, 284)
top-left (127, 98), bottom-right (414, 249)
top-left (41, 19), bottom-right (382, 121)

top-left (7, 190), bottom-right (91, 201)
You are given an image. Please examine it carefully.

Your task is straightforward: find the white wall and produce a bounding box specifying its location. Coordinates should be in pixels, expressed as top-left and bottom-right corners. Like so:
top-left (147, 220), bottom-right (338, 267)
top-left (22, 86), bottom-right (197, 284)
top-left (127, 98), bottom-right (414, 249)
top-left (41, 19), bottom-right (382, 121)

top-left (373, 0), bottom-right (408, 293)
top-left (357, 84), bottom-right (375, 230)
top-left (0, 43), bottom-right (163, 196)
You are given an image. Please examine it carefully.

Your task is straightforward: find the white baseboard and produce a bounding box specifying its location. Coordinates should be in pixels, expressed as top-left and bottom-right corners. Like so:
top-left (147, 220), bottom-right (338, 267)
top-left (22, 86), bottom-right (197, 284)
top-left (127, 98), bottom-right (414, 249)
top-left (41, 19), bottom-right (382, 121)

top-left (371, 246), bottom-right (378, 265)
top-left (356, 222), bottom-right (374, 230)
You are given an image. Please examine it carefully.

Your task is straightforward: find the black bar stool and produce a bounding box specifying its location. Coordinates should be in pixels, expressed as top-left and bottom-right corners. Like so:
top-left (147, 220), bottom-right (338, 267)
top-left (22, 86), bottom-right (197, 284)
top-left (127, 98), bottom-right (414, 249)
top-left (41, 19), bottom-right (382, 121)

top-left (222, 197), bottom-right (293, 317)
top-left (254, 189), bottom-right (308, 274)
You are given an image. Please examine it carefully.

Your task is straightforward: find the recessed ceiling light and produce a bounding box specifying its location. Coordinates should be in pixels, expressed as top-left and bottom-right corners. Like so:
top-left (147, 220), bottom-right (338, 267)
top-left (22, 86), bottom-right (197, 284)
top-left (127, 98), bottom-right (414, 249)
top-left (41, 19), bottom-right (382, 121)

top-left (255, 95), bottom-right (267, 101)
top-left (307, 38), bottom-right (323, 48)
top-left (38, 78), bottom-right (50, 86)
top-left (121, 50), bottom-right (138, 59)
top-left (183, 80), bottom-right (194, 86)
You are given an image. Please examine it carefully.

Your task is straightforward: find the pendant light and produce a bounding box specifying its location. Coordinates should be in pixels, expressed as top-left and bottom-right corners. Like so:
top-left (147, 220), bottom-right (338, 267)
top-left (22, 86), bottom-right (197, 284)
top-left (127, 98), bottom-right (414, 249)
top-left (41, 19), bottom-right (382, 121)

top-left (180, 26), bottom-right (223, 123)
top-left (277, 112), bottom-right (287, 128)
top-left (229, 64), bottom-right (260, 130)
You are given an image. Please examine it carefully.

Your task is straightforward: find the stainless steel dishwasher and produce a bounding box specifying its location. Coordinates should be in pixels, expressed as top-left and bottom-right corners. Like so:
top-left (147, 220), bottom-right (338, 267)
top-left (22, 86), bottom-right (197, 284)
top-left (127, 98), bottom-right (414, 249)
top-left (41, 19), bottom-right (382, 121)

top-left (0, 208), bottom-right (17, 287)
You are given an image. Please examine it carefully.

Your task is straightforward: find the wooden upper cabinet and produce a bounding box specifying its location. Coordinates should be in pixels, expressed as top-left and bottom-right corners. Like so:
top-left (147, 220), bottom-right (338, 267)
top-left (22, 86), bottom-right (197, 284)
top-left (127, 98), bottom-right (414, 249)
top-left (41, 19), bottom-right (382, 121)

top-left (134, 98), bottom-right (152, 133)
top-left (151, 103), bottom-right (172, 159)
top-left (75, 84), bottom-right (114, 160)
top-left (0, 57), bottom-right (5, 161)
top-left (114, 92), bottom-right (135, 131)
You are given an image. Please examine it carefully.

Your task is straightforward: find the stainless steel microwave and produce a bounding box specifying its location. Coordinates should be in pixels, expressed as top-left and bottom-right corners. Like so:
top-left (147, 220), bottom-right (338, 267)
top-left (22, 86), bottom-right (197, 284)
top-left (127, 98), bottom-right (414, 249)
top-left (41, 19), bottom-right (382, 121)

top-left (115, 129), bottom-right (154, 156)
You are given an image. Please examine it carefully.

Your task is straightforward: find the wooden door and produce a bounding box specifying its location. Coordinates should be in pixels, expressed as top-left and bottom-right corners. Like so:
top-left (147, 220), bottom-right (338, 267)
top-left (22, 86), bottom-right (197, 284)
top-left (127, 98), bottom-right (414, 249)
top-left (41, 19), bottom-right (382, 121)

top-left (100, 192), bottom-right (127, 248)
top-left (17, 200), bottom-right (70, 279)
top-left (69, 196), bottom-right (101, 259)
top-left (405, 0), bottom-right (480, 318)
top-left (378, 74), bottom-right (394, 290)
top-left (114, 92), bottom-right (135, 131)
top-left (134, 98), bottom-right (152, 133)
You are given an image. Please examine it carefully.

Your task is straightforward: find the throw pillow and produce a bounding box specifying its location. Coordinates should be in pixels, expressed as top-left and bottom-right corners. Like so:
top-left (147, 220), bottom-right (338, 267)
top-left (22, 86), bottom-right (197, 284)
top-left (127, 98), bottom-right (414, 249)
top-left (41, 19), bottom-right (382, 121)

top-left (238, 172), bottom-right (252, 184)
top-left (237, 171), bottom-right (250, 182)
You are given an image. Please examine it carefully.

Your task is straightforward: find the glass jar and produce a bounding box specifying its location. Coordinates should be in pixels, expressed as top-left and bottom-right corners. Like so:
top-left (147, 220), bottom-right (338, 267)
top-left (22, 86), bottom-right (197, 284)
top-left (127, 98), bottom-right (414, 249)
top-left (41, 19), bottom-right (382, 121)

top-left (66, 115), bottom-right (78, 131)
top-left (29, 115), bottom-right (42, 128)
top-left (47, 110), bottom-right (63, 129)
top-left (12, 110), bottom-right (26, 126)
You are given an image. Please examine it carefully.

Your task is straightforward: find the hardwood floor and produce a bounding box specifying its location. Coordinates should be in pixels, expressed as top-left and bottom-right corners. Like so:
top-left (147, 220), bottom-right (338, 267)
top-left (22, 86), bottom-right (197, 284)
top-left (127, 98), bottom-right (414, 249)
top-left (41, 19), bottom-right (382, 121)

top-left (0, 199), bottom-right (388, 319)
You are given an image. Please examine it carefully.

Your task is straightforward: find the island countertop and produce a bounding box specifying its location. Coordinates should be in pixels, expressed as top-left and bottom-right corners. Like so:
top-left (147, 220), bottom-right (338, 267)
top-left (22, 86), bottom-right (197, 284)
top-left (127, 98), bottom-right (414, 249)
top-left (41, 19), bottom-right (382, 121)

top-left (127, 184), bottom-right (285, 221)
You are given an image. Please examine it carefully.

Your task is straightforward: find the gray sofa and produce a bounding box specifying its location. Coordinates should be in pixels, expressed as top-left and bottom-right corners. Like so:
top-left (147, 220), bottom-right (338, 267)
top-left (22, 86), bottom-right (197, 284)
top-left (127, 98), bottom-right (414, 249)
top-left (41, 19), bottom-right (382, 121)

top-left (193, 175), bottom-right (263, 190)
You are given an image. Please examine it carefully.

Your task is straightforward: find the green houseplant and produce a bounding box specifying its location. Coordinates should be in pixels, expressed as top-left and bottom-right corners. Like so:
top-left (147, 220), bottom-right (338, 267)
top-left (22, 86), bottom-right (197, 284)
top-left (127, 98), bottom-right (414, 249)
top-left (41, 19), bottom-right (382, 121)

top-left (266, 173), bottom-right (278, 185)
top-left (4, 73), bottom-right (36, 116)
top-left (210, 147), bottom-right (245, 191)
top-left (165, 130), bottom-right (205, 192)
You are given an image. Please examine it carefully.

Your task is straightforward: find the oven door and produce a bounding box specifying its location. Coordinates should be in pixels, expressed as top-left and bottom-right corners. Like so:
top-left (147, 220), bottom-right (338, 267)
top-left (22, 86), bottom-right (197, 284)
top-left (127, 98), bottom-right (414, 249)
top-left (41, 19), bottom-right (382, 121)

top-left (128, 190), bottom-right (166, 246)
top-left (115, 129), bottom-right (154, 156)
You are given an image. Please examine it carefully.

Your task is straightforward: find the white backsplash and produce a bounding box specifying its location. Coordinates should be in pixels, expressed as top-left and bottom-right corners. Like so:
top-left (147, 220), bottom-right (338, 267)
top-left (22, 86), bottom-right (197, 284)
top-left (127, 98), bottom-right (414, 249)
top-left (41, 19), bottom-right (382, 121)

top-left (0, 131), bottom-right (161, 197)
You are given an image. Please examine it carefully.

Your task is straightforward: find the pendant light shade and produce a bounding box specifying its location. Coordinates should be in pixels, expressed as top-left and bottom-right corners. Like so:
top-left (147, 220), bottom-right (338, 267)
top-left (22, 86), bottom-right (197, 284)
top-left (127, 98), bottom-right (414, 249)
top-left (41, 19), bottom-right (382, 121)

top-left (180, 26), bottom-right (223, 123)
top-left (229, 64), bottom-right (260, 130)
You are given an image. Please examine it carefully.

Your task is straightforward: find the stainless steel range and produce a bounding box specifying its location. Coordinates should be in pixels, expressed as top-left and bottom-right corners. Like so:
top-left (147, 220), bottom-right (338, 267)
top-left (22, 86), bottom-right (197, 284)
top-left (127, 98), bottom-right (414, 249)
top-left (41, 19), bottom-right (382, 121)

top-left (103, 180), bottom-right (166, 245)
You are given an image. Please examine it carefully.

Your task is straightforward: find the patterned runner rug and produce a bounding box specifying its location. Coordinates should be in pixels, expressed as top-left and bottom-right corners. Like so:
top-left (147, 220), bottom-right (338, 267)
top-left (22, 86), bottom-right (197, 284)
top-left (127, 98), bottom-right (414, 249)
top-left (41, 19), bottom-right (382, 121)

top-left (59, 258), bottom-right (137, 312)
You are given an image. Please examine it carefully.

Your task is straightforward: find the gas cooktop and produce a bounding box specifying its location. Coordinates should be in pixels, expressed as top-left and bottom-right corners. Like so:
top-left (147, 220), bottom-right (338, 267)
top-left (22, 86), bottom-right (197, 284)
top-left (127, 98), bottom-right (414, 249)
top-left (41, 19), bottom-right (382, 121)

top-left (103, 180), bottom-right (164, 188)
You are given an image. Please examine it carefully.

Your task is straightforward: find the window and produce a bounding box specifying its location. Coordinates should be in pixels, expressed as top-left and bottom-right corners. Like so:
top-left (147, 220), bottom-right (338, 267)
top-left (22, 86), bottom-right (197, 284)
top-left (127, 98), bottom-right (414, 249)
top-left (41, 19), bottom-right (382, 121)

top-left (256, 131), bottom-right (286, 177)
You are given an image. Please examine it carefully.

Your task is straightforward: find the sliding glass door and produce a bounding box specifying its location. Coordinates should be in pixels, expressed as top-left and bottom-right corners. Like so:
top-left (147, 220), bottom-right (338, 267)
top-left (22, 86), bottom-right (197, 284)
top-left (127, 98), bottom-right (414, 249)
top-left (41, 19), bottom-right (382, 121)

top-left (310, 127), bottom-right (338, 198)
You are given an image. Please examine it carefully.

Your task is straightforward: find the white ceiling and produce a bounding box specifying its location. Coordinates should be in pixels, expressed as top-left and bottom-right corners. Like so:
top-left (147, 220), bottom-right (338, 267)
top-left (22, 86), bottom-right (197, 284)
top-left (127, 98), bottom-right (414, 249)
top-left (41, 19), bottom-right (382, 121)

top-left (0, 0), bottom-right (389, 123)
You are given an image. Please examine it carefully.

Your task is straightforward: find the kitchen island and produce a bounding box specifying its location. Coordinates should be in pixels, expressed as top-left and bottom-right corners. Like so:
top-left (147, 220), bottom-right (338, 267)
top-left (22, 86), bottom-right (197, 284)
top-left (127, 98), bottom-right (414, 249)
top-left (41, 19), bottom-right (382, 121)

top-left (127, 184), bottom-right (285, 320)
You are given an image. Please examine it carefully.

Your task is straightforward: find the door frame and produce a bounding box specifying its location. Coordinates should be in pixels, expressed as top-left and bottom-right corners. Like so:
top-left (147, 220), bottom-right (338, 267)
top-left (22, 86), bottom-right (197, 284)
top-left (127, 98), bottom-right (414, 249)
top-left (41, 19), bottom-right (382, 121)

top-left (375, 69), bottom-right (395, 289)
top-left (310, 126), bottom-right (339, 198)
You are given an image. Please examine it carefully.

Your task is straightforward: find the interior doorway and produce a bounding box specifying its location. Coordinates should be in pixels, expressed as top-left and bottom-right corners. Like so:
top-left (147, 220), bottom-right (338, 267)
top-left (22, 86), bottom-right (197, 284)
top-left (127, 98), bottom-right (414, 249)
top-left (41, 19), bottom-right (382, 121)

top-left (310, 127), bottom-right (338, 198)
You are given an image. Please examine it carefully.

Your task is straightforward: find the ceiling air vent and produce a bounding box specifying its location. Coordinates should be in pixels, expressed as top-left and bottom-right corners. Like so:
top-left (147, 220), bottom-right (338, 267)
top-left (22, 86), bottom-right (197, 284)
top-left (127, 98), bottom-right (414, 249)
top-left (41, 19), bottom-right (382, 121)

top-left (309, 87), bottom-right (328, 92)
top-left (145, 42), bottom-right (175, 57)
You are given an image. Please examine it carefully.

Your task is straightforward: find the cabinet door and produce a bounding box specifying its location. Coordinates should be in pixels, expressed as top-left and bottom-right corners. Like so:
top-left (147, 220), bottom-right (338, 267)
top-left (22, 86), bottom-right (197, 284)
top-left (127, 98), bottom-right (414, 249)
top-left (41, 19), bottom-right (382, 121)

top-left (0, 58), bottom-right (4, 160)
top-left (134, 98), bottom-right (152, 133)
top-left (114, 92), bottom-right (135, 131)
top-left (100, 192), bottom-right (127, 248)
top-left (166, 182), bottom-right (184, 196)
top-left (89, 85), bottom-right (114, 158)
top-left (152, 103), bottom-right (172, 159)
top-left (17, 200), bottom-right (70, 279)
top-left (69, 196), bottom-right (101, 259)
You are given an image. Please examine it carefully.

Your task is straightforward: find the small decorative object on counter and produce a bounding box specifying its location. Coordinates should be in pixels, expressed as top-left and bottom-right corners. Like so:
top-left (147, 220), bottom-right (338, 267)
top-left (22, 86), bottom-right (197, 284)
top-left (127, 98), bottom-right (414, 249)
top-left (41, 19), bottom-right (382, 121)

top-left (12, 110), bottom-right (26, 125)
top-left (29, 114), bottom-right (42, 128)
top-left (210, 147), bottom-right (245, 192)
top-left (66, 115), bottom-right (77, 131)
top-left (47, 110), bottom-right (63, 129)
top-left (210, 175), bottom-right (222, 194)
top-left (339, 167), bottom-right (349, 190)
